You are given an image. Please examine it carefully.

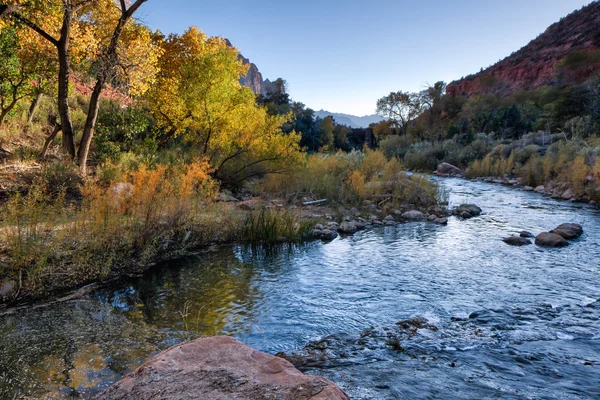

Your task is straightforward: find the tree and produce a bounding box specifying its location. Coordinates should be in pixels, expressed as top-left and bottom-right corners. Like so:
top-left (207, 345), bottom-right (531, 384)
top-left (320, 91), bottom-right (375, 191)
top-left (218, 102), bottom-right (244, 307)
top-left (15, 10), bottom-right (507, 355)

top-left (376, 91), bottom-right (426, 136)
top-left (1, 0), bottom-right (153, 173)
top-left (1, 0), bottom-right (95, 157)
top-left (77, 0), bottom-right (153, 174)
top-left (145, 27), bottom-right (302, 184)
top-left (0, 27), bottom-right (29, 124)
top-left (317, 116), bottom-right (335, 151)
top-left (420, 81), bottom-right (446, 136)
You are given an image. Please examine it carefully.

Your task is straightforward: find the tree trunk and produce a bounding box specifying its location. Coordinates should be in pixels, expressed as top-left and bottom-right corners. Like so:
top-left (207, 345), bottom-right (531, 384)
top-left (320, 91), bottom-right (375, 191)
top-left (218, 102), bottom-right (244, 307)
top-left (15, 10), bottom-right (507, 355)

top-left (40, 125), bottom-right (62, 158)
top-left (0, 109), bottom-right (10, 126)
top-left (57, 10), bottom-right (75, 159)
top-left (77, 0), bottom-right (147, 174)
top-left (28, 92), bottom-right (43, 123)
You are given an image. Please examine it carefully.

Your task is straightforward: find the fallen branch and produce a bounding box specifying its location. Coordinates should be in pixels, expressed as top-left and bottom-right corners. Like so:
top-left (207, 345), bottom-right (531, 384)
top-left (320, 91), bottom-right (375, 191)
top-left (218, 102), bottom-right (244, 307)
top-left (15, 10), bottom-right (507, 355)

top-left (302, 199), bottom-right (327, 206)
top-left (0, 163), bottom-right (42, 171)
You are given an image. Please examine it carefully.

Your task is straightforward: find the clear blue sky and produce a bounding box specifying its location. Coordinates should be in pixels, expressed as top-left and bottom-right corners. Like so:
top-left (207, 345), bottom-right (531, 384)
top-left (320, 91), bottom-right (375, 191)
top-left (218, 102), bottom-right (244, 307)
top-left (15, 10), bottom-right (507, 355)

top-left (138, 0), bottom-right (592, 116)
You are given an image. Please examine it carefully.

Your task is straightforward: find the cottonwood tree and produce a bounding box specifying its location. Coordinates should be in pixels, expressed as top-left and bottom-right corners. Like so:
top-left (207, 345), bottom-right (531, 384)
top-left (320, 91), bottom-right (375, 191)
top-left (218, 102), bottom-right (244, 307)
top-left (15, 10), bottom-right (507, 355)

top-left (376, 91), bottom-right (426, 136)
top-left (146, 27), bottom-right (302, 184)
top-left (1, 0), bottom-right (154, 174)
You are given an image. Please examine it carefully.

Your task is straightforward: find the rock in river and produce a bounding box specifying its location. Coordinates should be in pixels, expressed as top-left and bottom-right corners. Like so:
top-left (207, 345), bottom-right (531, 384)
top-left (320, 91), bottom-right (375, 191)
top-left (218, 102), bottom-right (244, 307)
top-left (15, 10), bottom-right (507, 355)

top-left (402, 210), bottom-right (426, 221)
top-left (551, 223), bottom-right (583, 240)
top-left (437, 162), bottom-right (462, 177)
top-left (338, 221), bottom-right (358, 234)
top-left (503, 236), bottom-right (532, 246)
top-left (453, 204), bottom-right (482, 219)
top-left (535, 232), bottom-right (569, 247)
top-left (98, 336), bottom-right (349, 400)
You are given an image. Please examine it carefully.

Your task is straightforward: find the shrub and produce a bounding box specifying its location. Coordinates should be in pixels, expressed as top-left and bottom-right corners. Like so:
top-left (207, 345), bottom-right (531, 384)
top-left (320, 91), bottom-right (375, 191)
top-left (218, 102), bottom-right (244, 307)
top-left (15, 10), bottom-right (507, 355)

top-left (257, 150), bottom-right (441, 209)
top-left (0, 159), bottom-right (218, 298)
top-left (379, 135), bottom-right (413, 159)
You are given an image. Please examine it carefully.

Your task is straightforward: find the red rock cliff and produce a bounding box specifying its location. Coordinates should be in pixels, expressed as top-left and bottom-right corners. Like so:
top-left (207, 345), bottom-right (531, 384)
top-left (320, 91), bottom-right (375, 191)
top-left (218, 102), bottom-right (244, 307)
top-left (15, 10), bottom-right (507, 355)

top-left (447, 1), bottom-right (600, 97)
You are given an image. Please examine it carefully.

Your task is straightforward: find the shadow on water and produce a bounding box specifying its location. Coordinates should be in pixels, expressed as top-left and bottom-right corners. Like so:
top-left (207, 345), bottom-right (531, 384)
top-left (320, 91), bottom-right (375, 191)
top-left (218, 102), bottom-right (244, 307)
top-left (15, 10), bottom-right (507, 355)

top-left (0, 178), bottom-right (599, 399)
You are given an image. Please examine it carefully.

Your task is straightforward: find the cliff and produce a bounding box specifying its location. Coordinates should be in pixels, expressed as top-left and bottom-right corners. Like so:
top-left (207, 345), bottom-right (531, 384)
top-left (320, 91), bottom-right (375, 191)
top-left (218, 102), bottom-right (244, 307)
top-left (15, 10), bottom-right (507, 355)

top-left (447, 1), bottom-right (600, 97)
top-left (230, 41), bottom-right (282, 96)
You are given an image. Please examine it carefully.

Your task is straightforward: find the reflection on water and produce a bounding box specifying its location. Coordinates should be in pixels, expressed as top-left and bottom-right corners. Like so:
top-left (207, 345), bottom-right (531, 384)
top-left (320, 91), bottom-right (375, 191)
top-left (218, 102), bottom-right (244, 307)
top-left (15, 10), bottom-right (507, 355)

top-left (0, 178), bottom-right (599, 399)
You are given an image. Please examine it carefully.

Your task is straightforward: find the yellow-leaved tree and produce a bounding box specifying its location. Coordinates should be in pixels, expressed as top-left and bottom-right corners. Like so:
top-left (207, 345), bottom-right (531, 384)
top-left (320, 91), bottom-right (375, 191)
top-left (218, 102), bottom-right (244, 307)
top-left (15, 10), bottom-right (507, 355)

top-left (1, 0), bottom-right (157, 173)
top-left (146, 27), bottom-right (302, 185)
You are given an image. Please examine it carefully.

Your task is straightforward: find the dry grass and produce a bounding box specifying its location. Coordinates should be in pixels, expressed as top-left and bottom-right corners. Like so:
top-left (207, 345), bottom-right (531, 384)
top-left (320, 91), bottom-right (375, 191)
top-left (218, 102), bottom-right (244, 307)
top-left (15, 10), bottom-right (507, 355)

top-left (257, 150), bottom-right (444, 209)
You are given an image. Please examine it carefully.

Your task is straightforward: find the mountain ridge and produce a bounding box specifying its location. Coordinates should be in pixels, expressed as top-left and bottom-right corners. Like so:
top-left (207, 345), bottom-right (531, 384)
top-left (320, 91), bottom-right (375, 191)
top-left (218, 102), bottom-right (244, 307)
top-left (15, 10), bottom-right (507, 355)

top-left (314, 110), bottom-right (384, 128)
top-left (447, 1), bottom-right (600, 97)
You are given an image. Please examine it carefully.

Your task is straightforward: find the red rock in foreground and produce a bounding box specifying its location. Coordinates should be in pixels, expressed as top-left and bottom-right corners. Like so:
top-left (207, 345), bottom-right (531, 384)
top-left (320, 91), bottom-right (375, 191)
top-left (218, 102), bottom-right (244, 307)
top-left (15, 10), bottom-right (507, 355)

top-left (97, 336), bottom-right (349, 400)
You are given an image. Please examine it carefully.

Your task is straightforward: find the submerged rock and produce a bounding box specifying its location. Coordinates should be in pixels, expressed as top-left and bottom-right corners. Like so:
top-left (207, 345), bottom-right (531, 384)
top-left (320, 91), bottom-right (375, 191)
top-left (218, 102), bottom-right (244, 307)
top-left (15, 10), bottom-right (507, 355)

top-left (503, 237), bottom-right (532, 246)
top-left (550, 223), bottom-right (583, 240)
top-left (98, 336), bottom-right (349, 400)
top-left (520, 231), bottom-right (535, 238)
top-left (535, 232), bottom-right (569, 247)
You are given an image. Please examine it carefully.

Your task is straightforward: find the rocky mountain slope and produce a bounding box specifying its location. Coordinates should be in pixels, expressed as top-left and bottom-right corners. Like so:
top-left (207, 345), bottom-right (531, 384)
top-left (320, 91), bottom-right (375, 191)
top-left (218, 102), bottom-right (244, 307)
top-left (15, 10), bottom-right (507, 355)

top-left (447, 1), bottom-right (600, 97)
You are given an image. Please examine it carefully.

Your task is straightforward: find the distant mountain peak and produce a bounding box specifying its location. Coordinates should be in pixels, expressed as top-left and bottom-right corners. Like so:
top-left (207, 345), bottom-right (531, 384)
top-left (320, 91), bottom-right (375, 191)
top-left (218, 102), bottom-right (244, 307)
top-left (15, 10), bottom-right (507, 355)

top-left (314, 110), bottom-right (384, 128)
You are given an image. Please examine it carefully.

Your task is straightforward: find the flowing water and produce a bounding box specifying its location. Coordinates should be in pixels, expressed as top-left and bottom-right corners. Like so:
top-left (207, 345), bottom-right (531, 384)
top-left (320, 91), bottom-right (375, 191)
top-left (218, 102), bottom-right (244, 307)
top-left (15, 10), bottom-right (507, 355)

top-left (0, 178), bottom-right (599, 399)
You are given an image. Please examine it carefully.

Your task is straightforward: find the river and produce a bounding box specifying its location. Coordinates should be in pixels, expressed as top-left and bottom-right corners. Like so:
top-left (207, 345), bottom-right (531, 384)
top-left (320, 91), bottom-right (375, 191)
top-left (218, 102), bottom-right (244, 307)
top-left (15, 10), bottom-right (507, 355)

top-left (0, 178), bottom-right (598, 399)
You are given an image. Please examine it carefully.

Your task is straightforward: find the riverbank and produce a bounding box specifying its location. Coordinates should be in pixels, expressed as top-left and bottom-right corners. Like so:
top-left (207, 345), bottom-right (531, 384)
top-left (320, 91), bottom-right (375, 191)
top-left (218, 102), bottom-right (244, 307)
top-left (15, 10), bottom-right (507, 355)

top-left (0, 152), bottom-right (444, 307)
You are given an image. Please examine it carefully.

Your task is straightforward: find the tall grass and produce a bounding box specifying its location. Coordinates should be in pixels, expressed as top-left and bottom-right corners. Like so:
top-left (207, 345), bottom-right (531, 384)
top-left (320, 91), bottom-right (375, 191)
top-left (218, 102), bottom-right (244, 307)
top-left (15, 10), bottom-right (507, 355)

top-left (240, 207), bottom-right (314, 243)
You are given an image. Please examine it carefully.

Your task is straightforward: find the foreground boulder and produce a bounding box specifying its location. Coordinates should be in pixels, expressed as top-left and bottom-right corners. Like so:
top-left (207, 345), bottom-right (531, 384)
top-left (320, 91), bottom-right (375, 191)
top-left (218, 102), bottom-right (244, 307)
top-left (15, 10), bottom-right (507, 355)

top-left (551, 223), bottom-right (583, 240)
top-left (535, 232), bottom-right (569, 247)
top-left (98, 336), bottom-right (349, 400)
top-left (437, 163), bottom-right (462, 177)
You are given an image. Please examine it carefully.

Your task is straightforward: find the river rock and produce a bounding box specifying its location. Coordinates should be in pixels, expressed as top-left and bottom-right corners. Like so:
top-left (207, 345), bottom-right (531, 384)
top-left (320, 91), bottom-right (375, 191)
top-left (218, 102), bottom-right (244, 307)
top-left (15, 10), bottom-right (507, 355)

top-left (338, 221), bottom-right (358, 234)
top-left (312, 228), bottom-right (338, 241)
top-left (383, 215), bottom-right (396, 225)
top-left (428, 206), bottom-right (448, 218)
top-left (437, 163), bottom-right (462, 177)
top-left (520, 231), bottom-right (535, 238)
top-left (550, 223), bottom-right (583, 240)
top-left (561, 189), bottom-right (574, 200)
top-left (524, 186), bottom-right (534, 192)
top-left (503, 237), bottom-right (532, 246)
top-left (453, 204), bottom-right (482, 219)
top-left (0, 280), bottom-right (15, 300)
top-left (534, 185), bottom-right (545, 193)
top-left (433, 217), bottom-right (448, 225)
top-left (535, 232), bottom-right (569, 247)
top-left (98, 336), bottom-right (349, 400)
top-left (402, 210), bottom-right (426, 221)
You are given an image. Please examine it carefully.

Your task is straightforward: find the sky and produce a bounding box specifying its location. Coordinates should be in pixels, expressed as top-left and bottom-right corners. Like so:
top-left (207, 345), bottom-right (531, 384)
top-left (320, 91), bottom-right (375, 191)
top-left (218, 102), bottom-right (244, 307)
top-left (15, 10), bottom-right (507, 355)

top-left (138, 0), bottom-right (593, 116)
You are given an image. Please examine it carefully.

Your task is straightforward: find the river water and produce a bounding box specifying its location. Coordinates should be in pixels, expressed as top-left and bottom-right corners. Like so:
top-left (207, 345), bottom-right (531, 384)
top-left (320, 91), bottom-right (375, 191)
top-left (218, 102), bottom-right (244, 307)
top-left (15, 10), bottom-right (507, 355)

top-left (0, 178), bottom-right (598, 399)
